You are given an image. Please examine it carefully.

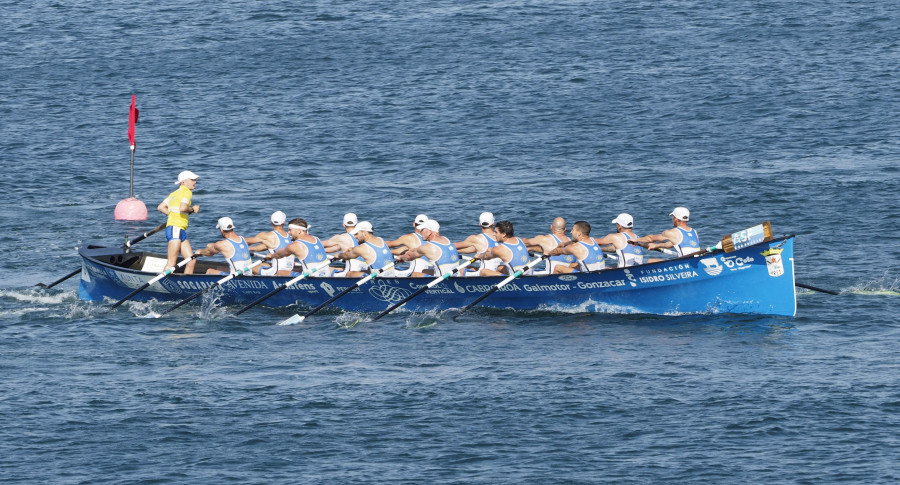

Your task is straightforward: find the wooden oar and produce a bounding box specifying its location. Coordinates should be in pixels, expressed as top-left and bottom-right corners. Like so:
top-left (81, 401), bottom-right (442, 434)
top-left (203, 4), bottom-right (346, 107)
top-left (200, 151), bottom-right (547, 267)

top-left (372, 256), bottom-right (478, 321)
top-left (234, 258), bottom-right (335, 316)
top-left (278, 260), bottom-right (399, 326)
top-left (636, 221), bottom-right (774, 258)
top-left (455, 255), bottom-right (547, 317)
top-left (36, 222), bottom-right (167, 289)
top-left (795, 282), bottom-right (839, 295)
top-left (110, 254), bottom-right (199, 308)
top-left (155, 260), bottom-right (264, 317)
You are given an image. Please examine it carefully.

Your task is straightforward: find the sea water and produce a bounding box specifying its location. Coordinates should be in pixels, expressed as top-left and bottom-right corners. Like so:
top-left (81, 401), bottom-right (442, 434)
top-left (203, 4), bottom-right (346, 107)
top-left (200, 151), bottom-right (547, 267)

top-left (1, 1), bottom-right (898, 482)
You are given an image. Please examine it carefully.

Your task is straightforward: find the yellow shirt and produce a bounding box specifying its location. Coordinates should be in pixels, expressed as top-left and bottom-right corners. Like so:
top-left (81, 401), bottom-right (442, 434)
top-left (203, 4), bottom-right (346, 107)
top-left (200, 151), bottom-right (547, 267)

top-left (165, 185), bottom-right (193, 230)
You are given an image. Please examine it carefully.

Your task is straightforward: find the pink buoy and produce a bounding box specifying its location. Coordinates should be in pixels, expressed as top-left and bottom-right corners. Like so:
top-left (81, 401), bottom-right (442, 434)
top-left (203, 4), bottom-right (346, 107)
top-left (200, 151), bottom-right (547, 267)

top-left (115, 197), bottom-right (148, 221)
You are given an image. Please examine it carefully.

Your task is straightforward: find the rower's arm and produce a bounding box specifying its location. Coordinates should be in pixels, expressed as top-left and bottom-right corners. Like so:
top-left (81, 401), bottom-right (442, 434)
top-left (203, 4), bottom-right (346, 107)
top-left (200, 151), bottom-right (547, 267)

top-left (195, 241), bottom-right (223, 257)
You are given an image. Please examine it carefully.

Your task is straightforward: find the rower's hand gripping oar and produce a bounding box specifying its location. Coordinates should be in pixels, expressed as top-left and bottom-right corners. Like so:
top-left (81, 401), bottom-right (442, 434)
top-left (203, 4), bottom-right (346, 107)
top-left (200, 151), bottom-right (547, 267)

top-left (110, 254), bottom-right (199, 309)
top-left (279, 260), bottom-right (399, 326)
top-left (234, 258), bottom-right (335, 316)
top-left (36, 222), bottom-right (167, 289)
top-left (455, 255), bottom-right (547, 317)
top-left (155, 260), bottom-right (264, 317)
top-left (372, 256), bottom-right (479, 322)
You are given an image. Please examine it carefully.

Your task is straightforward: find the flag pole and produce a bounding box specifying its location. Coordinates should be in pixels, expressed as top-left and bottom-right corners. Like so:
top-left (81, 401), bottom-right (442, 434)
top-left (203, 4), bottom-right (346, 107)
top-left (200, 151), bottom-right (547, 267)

top-left (115, 94), bottom-right (148, 221)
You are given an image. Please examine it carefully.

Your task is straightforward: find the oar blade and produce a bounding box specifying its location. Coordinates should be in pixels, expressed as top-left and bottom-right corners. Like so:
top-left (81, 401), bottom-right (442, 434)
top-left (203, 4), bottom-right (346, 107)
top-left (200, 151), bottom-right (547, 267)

top-left (277, 314), bottom-right (303, 326)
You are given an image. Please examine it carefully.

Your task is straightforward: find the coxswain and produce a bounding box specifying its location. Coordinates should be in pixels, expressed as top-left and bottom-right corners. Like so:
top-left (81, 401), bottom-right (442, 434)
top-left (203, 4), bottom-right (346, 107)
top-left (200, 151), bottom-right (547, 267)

top-left (156, 170), bottom-right (200, 274)
top-left (396, 219), bottom-right (461, 277)
top-left (194, 217), bottom-right (254, 275)
top-left (333, 221), bottom-right (396, 278)
top-left (246, 211), bottom-right (294, 275)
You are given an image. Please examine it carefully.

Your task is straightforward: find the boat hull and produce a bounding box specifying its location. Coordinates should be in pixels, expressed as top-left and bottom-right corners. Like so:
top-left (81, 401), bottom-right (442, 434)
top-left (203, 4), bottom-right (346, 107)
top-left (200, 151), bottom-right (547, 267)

top-left (78, 237), bottom-right (797, 316)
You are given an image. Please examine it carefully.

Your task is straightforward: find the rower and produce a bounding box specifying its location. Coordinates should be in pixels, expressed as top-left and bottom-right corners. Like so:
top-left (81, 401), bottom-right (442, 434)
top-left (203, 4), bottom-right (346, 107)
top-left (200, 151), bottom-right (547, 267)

top-left (593, 213), bottom-right (645, 267)
top-left (454, 212), bottom-right (502, 276)
top-left (333, 221), bottom-right (396, 278)
top-left (320, 213), bottom-right (367, 277)
top-left (194, 217), bottom-right (254, 275)
top-left (396, 219), bottom-right (461, 277)
top-left (521, 217), bottom-right (577, 274)
top-left (246, 211), bottom-right (294, 275)
top-left (264, 218), bottom-right (331, 277)
top-left (546, 221), bottom-right (605, 272)
top-left (476, 220), bottom-right (530, 276)
top-left (630, 207), bottom-right (700, 256)
top-left (385, 214), bottom-right (431, 277)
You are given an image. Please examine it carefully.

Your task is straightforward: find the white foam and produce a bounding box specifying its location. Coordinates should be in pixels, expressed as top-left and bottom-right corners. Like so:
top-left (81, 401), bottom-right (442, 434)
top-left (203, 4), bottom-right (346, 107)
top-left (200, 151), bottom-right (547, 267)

top-left (1, 288), bottom-right (73, 305)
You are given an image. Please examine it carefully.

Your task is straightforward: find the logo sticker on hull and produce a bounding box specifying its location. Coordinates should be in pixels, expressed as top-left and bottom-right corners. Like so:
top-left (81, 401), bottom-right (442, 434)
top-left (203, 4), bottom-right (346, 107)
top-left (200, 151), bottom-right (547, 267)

top-left (368, 281), bottom-right (412, 303)
top-left (700, 258), bottom-right (723, 276)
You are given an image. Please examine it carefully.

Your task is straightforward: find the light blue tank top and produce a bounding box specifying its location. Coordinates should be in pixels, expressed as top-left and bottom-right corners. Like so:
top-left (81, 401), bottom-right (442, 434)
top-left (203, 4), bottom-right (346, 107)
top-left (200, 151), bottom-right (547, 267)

top-left (363, 240), bottom-right (394, 271)
top-left (549, 234), bottom-right (576, 264)
top-left (428, 240), bottom-right (460, 275)
top-left (271, 231), bottom-right (294, 272)
top-left (674, 227), bottom-right (700, 256)
top-left (225, 236), bottom-right (253, 274)
top-left (500, 237), bottom-right (530, 271)
top-left (577, 238), bottom-right (605, 272)
top-left (616, 232), bottom-right (645, 267)
top-left (296, 236), bottom-right (328, 268)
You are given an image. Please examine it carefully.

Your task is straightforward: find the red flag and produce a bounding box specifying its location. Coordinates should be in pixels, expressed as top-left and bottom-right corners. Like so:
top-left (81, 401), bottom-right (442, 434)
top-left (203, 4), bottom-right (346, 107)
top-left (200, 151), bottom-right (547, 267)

top-left (128, 94), bottom-right (139, 150)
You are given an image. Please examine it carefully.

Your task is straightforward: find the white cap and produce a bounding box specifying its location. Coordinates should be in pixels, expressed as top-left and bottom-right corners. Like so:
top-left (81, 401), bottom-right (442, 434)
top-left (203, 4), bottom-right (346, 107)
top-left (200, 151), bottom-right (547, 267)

top-left (479, 212), bottom-right (495, 227)
top-left (216, 216), bottom-right (235, 231)
top-left (271, 211), bottom-right (286, 225)
top-left (349, 220), bottom-right (373, 235)
top-left (669, 207), bottom-right (690, 222)
top-left (419, 219), bottom-right (440, 233)
top-left (175, 170), bottom-right (199, 185)
top-left (343, 213), bottom-right (358, 227)
top-left (414, 214), bottom-right (429, 225)
top-left (611, 213), bottom-right (634, 229)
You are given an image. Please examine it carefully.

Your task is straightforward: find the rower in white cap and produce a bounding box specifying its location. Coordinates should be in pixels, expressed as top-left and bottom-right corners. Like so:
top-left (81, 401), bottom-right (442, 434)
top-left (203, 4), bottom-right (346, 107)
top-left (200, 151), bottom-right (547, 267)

top-left (385, 214), bottom-right (431, 277)
top-left (157, 170), bottom-right (200, 274)
top-left (453, 211), bottom-right (502, 276)
top-left (592, 213), bottom-right (646, 267)
top-left (396, 219), bottom-right (461, 277)
top-left (630, 207), bottom-right (701, 256)
top-left (194, 217), bottom-right (254, 275)
top-left (246, 211), bottom-right (294, 275)
top-left (333, 221), bottom-right (395, 278)
top-left (320, 213), bottom-right (367, 277)
top-left (264, 217), bottom-right (332, 276)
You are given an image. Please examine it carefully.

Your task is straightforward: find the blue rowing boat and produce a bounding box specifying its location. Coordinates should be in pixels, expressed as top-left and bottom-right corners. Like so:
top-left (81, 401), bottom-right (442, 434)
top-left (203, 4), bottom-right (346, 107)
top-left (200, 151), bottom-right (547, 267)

top-left (77, 233), bottom-right (797, 316)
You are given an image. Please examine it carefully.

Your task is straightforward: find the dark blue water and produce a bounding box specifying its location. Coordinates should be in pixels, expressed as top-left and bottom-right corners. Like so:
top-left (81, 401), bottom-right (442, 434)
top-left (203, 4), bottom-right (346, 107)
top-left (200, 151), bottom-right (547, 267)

top-left (2, 1), bottom-right (899, 482)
